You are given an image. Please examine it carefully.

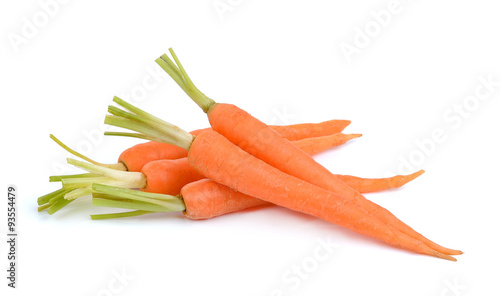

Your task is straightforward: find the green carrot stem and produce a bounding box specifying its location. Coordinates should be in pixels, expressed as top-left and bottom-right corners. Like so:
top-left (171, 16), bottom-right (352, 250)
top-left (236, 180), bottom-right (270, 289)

top-left (92, 198), bottom-right (169, 212)
top-left (93, 184), bottom-right (184, 210)
top-left (90, 210), bottom-right (153, 220)
top-left (104, 131), bottom-right (157, 142)
top-left (92, 184), bottom-right (186, 212)
top-left (48, 198), bottom-right (74, 215)
top-left (105, 97), bottom-right (193, 149)
top-left (155, 49), bottom-right (215, 113)
top-left (37, 188), bottom-right (72, 205)
top-left (50, 134), bottom-right (126, 170)
top-left (104, 115), bottom-right (187, 148)
top-left (61, 176), bottom-right (114, 189)
top-left (66, 158), bottom-right (147, 189)
top-left (38, 203), bottom-right (51, 212)
top-left (64, 186), bottom-right (92, 201)
top-left (104, 99), bottom-right (194, 150)
top-left (50, 173), bottom-right (101, 182)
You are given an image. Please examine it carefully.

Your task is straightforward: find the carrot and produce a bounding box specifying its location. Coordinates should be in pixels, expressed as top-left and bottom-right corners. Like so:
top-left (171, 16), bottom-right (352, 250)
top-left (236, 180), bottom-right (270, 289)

top-left (192, 120), bottom-right (351, 141)
top-left (89, 180), bottom-right (270, 220)
top-left (103, 100), bottom-right (457, 260)
top-left (337, 170), bottom-right (425, 193)
top-left (41, 133), bottom-right (420, 216)
top-left (113, 121), bottom-right (352, 172)
top-left (50, 134), bottom-right (419, 197)
top-left (155, 49), bottom-right (461, 256)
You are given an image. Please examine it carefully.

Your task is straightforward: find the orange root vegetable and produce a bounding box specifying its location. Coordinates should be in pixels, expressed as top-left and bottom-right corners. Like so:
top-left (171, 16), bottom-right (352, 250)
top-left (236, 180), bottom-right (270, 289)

top-left (338, 170), bottom-right (425, 193)
top-left (142, 158), bottom-right (205, 195)
top-left (115, 122), bottom-right (352, 172)
top-left (117, 141), bottom-right (188, 172)
top-left (180, 179), bottom-right (271, 220)
top-left (89, 182), bottom-right (268, 220)
top-left (155, 49), bottom-right (461, 257)
top-left (104, 101), bottom-right (457, 261)
top-left (187, 131), bottom-right (456, 261)
top-left (144, 158), bottom-right (423, 196)
top-left (43, 132), bottom-right (420, 217)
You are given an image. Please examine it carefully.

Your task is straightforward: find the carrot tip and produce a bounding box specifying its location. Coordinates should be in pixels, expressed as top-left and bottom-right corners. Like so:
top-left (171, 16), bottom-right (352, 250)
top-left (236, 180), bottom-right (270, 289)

top-left (434, 251), bottom-right (457, 262)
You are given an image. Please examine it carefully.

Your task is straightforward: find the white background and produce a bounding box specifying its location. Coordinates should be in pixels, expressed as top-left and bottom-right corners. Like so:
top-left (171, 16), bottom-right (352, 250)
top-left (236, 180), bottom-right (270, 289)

top-left (1, 0), bottom-right (499, 295)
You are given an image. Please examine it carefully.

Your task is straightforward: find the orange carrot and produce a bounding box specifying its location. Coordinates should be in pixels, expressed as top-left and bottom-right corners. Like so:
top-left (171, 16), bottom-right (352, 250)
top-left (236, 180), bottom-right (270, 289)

top-left (143, 157), bottom-right (423, 196)
top-left (186, 131), bottom-right (456, 261)
top-left (180, 179), bottom-right (271, 219)
top-left (43, 133), bottom-right (416, 216)
top-left (142, 158), bottom-right (205, 195)
top-left (89, 180), bottom-right (270, 220)
top-left (155, 49), bottom-right (461, 256)
top-left (337, 170), bottom-right (425, 193)
top-left (103, 102), bottom-right (457, 260)
top-left (116, 123), bottom-right (352, 172)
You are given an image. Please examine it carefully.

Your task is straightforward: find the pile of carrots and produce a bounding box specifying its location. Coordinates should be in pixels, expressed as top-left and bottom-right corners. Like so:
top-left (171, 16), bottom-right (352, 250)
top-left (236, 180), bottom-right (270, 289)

top-left (37, 49), bottom-right (461, 261)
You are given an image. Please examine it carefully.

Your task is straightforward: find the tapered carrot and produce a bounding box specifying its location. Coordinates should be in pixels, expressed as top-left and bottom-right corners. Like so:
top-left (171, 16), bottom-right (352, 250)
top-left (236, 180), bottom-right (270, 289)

top-left (155, 49), bottom-right (461, 256)
top-left (103, 100), bottom-right (456, 260)
top-left (49, 134), bottom-right (419, 198)
top-left (337, 170), bottom-right (425, 193)
top-left (41, 133), bottom-right (421, 216)
top-left (116, 131), bottom-right (359, 172)
top-left (191, 120), bottom-right (351, 141)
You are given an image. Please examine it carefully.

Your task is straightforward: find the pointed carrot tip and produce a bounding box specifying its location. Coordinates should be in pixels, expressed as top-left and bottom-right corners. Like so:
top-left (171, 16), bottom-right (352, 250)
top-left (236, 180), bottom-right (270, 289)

top-left (351, 134), bottom-right (362, 138)
top-left (449, 250), bottom-right (463, 255)
top-left (434, 251), bottom-right (457, 262)
top-left (403, 170), bottom-right (425, 184)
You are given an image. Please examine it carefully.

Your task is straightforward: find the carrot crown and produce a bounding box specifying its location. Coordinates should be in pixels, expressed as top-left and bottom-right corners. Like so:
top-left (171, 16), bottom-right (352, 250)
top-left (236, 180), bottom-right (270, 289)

top-left (37, 135), bottom-right (145, 215)
top-left (90, 184), bottom-right (186, 220)
top-left (155, 48), bottom-right (216, 113)
top-left (104, 97), bottom-right (193, 150)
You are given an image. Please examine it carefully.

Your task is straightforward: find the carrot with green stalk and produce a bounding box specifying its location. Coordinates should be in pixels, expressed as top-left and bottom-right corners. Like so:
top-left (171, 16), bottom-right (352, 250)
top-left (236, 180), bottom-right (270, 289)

top-left (103, 98), bottom-right (457, 260)
top-left (114, 127), bottom-right (357, 172)
top-left (154, 49), bottom-right (461, 256)
top-left (89, 181), bottom-right (272, 220)
top-left (40, 133), bottom-right (422, 215)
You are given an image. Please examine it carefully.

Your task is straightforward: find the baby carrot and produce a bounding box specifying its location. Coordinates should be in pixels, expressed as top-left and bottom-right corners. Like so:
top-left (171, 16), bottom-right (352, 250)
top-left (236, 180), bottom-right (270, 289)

top-left (155, 49), bottom-right (461, 256)
top-left (116, 131), bottom-right (359, 172)
top-left (103, 100), bottom-right (456, 260)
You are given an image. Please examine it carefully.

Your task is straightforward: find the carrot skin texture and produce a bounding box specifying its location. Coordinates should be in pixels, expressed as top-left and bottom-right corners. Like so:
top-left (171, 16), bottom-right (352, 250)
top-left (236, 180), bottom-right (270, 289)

top-left (119, 141), bottom-right (188, 172)
top-left (181, 170), bottom-right (423, 220)
top-left (207, 103), bottom-right (461, 256)
top-left (182, 179), bottom-right (268, 220)
top-left (338, 170), bottom-right (425, 193)
top-left (294, 133), bottom-right (361, 155)
top-left (118, 120), bottom-right (350, 172)
top-left (141, 158), bottom-right (205, 195)
top-left (188, 131), bottom-right (455, 260)
top-left (140, 158), bottom-right (422, 197)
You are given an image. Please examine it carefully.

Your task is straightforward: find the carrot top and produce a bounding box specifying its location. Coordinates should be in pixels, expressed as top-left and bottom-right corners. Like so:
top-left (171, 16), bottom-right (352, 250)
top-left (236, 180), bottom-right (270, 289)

top-left (155, 49), bottom-right (215, 113)
top-left (90, 183), bottom-right (185, 220)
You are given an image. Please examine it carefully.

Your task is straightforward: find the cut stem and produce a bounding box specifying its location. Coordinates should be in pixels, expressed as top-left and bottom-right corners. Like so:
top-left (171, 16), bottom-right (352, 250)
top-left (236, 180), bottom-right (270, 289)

top-left (50, 173), bottom-right (100, 182)
top-left (50, 134), bottom-right (126, 171)
top-left (104, 98), bottom-right (194, 150)
top-left (91, 184), bottom-right (186, 213)
top-left (155, 48), bottom-right (215, 113)
top-left (66, 158), bottom-right (147, 189)
top-left (90, 210), bottom-right (153, 220)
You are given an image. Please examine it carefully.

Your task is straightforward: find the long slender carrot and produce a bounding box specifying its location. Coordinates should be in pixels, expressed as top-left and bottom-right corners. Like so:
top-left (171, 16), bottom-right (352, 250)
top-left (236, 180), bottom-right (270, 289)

top-left (42, 133), bottom-right (421, 216)
top-left (155, 49), bottom-right (461, 256)
top-left (117, 132), bottom-right (359, 172)
top-left (55, 148), bottom-right (423, 199)
top-left (103, 100), bottom-right (457, 260)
